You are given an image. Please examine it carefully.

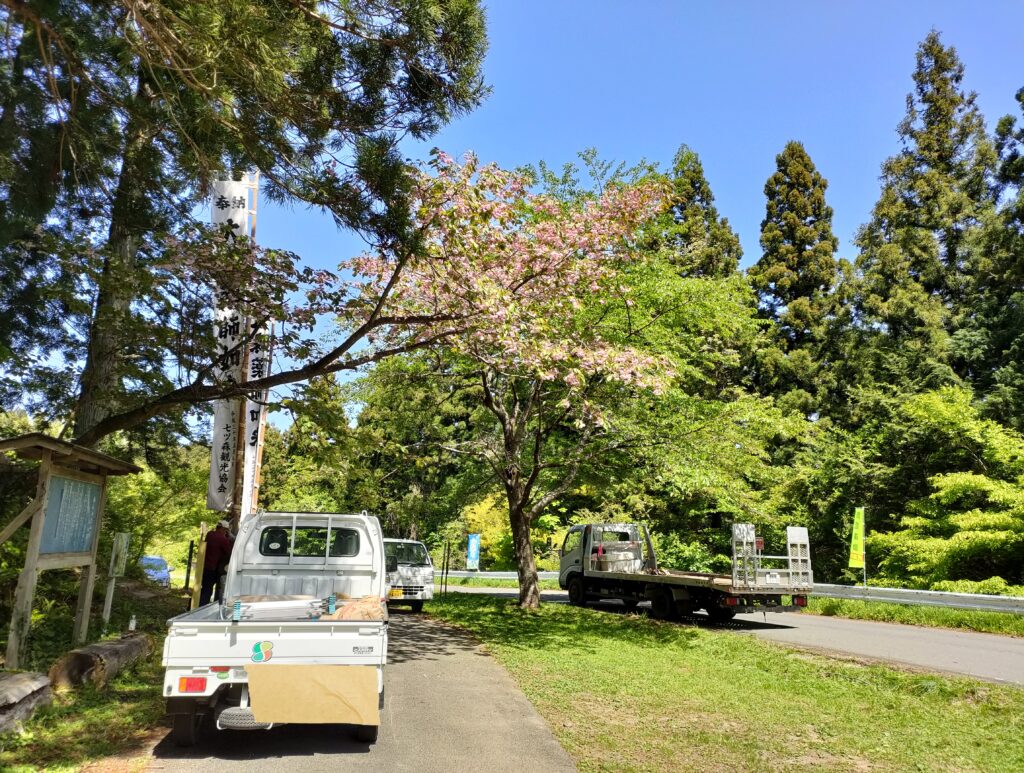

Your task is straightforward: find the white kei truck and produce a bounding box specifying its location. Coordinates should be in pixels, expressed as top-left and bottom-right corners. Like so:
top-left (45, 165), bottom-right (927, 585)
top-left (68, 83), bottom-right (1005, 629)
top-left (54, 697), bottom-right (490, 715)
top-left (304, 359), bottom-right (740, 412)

top-left (559, 522), bottom-right (813, 621)
top-left (383, 538), bottom-right (434, 612)
top-left (162, 512), bottom-right (396, 747)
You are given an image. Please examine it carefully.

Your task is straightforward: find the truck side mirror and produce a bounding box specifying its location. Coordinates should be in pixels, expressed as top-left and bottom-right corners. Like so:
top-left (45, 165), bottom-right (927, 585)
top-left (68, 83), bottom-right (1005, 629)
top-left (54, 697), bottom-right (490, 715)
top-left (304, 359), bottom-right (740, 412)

top-left (386, 556), bottom-right (398, 573)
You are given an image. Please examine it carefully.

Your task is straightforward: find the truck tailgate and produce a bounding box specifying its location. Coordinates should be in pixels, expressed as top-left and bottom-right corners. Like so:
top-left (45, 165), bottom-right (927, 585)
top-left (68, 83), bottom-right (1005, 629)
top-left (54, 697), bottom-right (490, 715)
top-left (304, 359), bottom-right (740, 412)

top-left (163, 620), bottom-right (387, 667)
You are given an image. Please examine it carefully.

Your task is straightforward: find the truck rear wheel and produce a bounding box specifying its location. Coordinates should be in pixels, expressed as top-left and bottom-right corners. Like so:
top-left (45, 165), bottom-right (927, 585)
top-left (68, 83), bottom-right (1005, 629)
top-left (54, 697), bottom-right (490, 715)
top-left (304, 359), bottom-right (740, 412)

top-left (355, 724), bottom-right (379, 744)
top-left (650, 590), bottom-right (678, 620)
top-left (170, 709), bottom-right (202, 747)
top-left (567, 576), bottom-right (587, 606)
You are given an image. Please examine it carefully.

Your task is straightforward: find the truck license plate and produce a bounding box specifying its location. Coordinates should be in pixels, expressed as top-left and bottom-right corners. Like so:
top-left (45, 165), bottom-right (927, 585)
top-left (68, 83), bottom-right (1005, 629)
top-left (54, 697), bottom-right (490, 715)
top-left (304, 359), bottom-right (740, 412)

top-left (388, 589), bottom-right (403, 599)
top-left (766, 572), bottom-right (781, 585)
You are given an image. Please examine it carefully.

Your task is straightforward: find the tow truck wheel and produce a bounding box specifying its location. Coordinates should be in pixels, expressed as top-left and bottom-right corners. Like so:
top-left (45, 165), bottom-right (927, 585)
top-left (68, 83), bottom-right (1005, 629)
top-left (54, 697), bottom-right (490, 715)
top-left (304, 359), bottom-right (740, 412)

top-left (567, 576), bottom-right (587, 606)
top-left (706, 605), bottom-right (736, 623)
top-left (170, 709), bottom-right (202, 747)
top-left (409, 600), bottom-right (424, 613)
top-left (355, 724), bottom-right (379, 744)
top-left (650, 590), bottom-right (678, 620)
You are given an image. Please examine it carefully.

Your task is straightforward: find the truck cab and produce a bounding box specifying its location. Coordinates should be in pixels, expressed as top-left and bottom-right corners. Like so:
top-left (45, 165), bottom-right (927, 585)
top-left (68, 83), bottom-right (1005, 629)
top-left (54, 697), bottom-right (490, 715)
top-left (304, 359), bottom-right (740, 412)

top-left (383, 538), bottom-right (434, 612)
top-left (559, 523), bottom-right (647, 588)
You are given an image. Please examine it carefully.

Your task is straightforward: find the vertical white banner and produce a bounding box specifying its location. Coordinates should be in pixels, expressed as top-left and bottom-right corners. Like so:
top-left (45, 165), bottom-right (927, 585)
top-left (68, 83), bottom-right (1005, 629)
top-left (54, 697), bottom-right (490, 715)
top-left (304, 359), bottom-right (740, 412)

top-left (211, 180), bottom-right (249, 240)
top-left (240, 323), bottom-right (272, 517)
top-left (207, 179), bottom-right (251, 512)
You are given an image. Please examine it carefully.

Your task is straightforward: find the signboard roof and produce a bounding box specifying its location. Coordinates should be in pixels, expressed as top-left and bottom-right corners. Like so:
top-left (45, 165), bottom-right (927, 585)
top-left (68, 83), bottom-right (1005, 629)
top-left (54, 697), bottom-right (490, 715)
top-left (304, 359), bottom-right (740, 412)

top-left (0, 433), bottom-right (141, 476)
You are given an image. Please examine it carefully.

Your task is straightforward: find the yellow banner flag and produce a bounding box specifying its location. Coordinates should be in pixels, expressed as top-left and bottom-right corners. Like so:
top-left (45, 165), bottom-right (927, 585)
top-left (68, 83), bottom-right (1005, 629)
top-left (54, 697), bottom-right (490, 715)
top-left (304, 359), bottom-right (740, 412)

top-left (848, 506), bottom-right (865, 569)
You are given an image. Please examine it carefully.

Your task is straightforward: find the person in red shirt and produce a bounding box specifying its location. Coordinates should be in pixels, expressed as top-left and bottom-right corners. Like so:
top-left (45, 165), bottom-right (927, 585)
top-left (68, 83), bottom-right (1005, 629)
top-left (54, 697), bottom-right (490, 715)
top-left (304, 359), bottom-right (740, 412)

top-left (200, 520), bottom-right (234, 605)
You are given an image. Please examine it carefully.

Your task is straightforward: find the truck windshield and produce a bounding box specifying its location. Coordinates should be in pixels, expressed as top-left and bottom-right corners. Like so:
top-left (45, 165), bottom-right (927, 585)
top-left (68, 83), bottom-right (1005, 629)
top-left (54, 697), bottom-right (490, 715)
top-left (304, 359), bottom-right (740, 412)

top-left (385, 542), bottom-right (430, 566)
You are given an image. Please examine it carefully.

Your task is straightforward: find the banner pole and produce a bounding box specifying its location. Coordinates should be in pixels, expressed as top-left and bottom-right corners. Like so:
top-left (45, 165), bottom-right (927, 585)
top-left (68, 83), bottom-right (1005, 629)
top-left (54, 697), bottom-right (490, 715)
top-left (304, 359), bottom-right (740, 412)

top-left (862, 508), bottom-right (868, 588)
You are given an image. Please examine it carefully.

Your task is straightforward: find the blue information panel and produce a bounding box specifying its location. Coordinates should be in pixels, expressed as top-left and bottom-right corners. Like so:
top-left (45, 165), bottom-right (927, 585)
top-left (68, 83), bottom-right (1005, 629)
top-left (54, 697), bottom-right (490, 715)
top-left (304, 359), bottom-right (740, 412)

top-left (466, 533), bottom-right (481, 571)
top-left (39, 476), bottom-right (101, 554)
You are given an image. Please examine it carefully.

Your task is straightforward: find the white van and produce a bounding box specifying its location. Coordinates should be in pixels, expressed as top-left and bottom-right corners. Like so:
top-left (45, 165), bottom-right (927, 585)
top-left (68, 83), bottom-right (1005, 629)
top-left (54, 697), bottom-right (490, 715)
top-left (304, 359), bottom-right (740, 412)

top-left (383, 538), bottom-right (434, 612)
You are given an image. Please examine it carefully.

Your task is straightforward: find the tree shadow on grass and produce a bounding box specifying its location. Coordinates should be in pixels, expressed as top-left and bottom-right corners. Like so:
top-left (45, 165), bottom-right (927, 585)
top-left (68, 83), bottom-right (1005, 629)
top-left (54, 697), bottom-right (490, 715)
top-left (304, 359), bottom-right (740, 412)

top-left (588, 600), bottom-right (797, 633)
top-left (427, 594), bottom-right (706, 655)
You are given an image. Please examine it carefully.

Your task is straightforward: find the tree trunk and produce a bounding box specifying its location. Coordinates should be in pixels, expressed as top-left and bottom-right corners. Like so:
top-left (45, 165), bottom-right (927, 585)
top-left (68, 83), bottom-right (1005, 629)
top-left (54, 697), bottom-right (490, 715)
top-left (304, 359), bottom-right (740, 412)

top-left (509, 500), bottom-right (540, 609)
top-left (0, 671), bottom-right (52, 734)
top-left (73, 75), bottom-right (152, 442)
top-left (47, 633), bottom-right (152, 690)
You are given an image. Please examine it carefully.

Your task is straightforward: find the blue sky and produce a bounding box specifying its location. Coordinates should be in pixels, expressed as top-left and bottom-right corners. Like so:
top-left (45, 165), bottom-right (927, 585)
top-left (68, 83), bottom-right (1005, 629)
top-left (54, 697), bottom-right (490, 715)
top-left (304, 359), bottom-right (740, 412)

top-left (255, 1), bottom-right (1024, 271)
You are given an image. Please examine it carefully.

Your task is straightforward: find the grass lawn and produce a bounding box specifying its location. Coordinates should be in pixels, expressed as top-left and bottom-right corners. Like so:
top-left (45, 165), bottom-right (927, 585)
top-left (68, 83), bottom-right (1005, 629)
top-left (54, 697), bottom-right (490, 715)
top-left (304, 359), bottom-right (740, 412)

top-left (806, 597), bottom-right (1024, 637)
top-left (0, 653), bottom-right (166, 772)
top-left (427, 594), bottom-right (1024, 773)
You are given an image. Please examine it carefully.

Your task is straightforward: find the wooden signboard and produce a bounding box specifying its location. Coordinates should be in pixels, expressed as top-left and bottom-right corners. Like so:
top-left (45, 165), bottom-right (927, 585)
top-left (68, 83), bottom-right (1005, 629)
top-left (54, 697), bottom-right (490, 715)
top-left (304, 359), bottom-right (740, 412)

top-left (0, 434), bottom-right (139, 669)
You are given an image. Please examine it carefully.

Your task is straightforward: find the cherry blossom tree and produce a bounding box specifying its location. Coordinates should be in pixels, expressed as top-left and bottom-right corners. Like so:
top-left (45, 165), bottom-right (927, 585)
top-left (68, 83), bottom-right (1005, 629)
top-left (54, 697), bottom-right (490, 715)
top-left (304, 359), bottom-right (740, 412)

top-left (348, 152), bottom-right (671, 607)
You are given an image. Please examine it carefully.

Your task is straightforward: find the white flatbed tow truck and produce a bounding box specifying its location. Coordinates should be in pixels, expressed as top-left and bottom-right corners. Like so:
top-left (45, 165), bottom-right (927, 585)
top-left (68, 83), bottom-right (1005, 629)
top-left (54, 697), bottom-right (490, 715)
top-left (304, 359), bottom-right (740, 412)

top-left (559, 522), bottom-right (813, 621)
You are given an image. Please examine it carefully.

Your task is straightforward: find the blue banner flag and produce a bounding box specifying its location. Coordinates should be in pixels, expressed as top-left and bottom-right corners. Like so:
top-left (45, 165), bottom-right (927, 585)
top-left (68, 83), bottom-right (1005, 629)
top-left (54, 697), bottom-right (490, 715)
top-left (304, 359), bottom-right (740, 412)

top-left (466, 533), bottom-right (481, 570)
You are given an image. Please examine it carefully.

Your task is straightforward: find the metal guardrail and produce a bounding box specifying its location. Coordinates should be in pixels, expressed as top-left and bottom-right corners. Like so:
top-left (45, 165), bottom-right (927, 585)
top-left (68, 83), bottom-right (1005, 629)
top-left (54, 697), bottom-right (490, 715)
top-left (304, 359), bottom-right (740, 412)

top-left (812, 583), bottom-right (1024, 614)
top-left (437, 572), bottom-right (1024, 614)
top-left (437, 570), bottom-right (558, 580)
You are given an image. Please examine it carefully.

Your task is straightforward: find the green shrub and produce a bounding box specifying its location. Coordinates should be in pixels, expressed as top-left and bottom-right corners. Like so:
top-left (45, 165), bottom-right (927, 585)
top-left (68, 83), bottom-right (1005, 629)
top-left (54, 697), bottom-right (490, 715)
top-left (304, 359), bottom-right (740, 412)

top-left (929, 577), bottom-right (1024, 596)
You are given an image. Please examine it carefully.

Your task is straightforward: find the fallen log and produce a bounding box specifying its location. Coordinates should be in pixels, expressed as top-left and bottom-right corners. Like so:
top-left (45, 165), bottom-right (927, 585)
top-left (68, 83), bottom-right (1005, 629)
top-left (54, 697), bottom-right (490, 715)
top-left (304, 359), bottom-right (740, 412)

top-left (48, 633), bottom-right (152, 690)
top-left (0, 671), bottom-right (52, 734)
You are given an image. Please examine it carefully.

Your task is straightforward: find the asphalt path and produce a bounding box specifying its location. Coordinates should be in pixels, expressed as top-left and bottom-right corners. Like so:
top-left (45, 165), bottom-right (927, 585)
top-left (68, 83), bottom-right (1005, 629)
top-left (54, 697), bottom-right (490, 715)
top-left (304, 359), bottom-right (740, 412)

top-left (450, 586), bottom-right (1024, 685)
top-left (144, 609), bottom-right (576, 772)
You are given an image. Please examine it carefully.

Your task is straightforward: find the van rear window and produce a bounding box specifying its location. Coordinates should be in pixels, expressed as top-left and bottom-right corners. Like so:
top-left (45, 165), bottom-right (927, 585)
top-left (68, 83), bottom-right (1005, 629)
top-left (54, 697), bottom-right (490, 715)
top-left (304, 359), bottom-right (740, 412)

top-left (258, 526), bottom-right (359, 557)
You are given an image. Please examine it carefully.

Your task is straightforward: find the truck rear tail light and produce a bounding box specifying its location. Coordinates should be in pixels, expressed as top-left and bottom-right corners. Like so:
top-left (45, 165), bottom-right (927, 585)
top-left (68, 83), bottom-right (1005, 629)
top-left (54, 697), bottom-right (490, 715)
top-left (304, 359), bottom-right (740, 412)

top-left (794, 595), bottom-right (808, 607)
top-left (724, 597), bottom-right (739, 606)
top-left (179, 677), bottom-right (207, 693)
top-left (209, 666), bottom-right (230, 673)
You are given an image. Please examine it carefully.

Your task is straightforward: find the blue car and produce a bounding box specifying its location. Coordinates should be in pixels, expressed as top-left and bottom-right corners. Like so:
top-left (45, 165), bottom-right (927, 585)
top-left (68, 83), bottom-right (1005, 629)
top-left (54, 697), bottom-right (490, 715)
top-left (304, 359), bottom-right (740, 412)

top-left (140, 555), bottom-right (171, 587)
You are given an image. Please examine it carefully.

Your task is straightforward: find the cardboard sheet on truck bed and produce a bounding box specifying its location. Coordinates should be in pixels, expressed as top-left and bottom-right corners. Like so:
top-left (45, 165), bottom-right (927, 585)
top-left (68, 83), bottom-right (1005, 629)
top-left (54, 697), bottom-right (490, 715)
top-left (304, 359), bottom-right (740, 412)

top-left (247, 664), bottom-right (379, 725)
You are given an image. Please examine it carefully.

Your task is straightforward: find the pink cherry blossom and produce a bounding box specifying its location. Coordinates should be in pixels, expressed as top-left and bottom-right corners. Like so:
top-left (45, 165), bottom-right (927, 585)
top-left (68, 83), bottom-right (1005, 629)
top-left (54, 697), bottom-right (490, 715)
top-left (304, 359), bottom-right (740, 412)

top-left (339, 153), bottom-right (673, 390)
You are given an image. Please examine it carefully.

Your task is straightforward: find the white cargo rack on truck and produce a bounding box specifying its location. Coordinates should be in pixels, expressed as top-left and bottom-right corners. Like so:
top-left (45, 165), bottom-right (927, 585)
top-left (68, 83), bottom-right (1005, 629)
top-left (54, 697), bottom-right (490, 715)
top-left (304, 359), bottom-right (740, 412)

top-left (559, 522), bottom-right (813, 621)
top-left (162, 511), bottom-right (395, 746)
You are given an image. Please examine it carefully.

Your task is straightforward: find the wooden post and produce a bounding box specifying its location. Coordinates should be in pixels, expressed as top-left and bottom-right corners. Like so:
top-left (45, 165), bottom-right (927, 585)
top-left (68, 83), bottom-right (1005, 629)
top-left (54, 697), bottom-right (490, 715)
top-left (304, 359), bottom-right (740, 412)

top-left (190, 523), bottom-right (208, 610)
top-left (73, 474), bottom-right (107, 644)
top-left (183, 539), bottom-right (195, 590)
top-left (0, 499), bottom-right (43, 546)
top-left (6, 452), bottom-right (52, 669)
top-left (101, 573), bottom-right (116, 634)
top-left (101, 533), bottom-right (128, 632)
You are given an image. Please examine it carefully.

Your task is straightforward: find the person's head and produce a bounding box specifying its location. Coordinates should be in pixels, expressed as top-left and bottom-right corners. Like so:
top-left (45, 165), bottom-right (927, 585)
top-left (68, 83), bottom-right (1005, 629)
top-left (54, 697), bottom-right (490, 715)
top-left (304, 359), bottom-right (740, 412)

top-left (217, 519), bottom-right (230, 532)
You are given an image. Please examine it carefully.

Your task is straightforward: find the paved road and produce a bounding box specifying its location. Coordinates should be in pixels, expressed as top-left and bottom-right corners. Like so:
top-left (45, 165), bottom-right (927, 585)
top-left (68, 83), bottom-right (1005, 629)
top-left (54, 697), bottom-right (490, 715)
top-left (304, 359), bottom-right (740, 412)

top-left (144, 610), bottom-right (576, 773)
top-left (450, 586), bottom-right (1024, 685)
